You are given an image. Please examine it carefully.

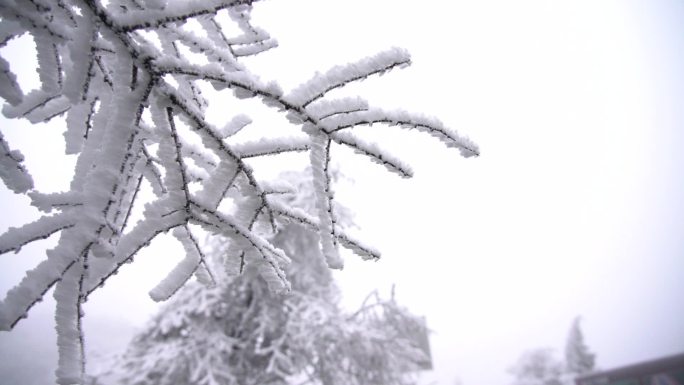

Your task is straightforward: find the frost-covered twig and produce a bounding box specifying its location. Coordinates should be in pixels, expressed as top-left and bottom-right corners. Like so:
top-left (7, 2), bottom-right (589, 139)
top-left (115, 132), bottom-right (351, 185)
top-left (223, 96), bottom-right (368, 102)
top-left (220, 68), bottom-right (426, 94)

top-left (0, 213), bottom-right (74, 255)
top-left (0, 1), bottom-right (476, 383)
top-left (0, 131), bottom-right (33, 193)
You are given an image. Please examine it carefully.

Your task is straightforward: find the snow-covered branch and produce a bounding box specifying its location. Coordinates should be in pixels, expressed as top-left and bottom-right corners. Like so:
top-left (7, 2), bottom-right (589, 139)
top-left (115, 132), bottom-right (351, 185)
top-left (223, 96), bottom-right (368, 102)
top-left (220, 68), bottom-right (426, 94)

top-left (115, 1), bottom-right (262, 33)
top-left (287, 47), bottom-right (411, 108)
top-left (0, 1), bottom-right (476, 383)
top-left (0, 130), bottom-right (33, 193)
top-left (0, 213), bottom-right (74, 255)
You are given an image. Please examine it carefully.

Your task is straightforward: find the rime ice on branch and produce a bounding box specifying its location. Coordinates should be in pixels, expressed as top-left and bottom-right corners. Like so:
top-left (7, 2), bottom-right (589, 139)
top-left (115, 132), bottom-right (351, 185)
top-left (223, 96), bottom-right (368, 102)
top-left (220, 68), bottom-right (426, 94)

top-left (0, 1), bottom-right (478, 384)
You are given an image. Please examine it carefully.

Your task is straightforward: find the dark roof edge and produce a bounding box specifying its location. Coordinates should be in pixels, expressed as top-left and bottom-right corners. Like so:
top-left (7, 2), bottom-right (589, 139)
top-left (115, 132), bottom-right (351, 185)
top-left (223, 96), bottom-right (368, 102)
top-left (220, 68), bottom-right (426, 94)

top-left (577, 352), bottom-right (684, 383)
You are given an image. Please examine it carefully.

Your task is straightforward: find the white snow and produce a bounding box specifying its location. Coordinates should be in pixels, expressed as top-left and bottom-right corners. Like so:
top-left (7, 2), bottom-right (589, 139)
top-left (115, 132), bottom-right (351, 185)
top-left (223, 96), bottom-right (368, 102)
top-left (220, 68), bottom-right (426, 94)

top-left (0, 3), bottom-right (479, 383)
top-left (0, 131), bottom-right (33, 193)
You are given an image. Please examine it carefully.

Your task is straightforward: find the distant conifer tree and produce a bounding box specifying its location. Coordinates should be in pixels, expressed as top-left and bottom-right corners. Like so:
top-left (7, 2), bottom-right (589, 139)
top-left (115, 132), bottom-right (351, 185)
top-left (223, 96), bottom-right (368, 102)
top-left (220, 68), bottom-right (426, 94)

top-left (564, 317), bottom-right (595, 376)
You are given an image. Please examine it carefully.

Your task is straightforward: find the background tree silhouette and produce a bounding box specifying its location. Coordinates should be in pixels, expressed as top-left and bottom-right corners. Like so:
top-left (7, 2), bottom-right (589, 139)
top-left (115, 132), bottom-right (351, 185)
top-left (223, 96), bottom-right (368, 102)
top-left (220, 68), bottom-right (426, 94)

top-left (509, 348), bottom-right (564, 385)
top-left (93, 171), bottom-right (429, 385)
top-left (564, 316), bottom-right (596, 377)
top-left (509, 317), bottom-right (597, 385)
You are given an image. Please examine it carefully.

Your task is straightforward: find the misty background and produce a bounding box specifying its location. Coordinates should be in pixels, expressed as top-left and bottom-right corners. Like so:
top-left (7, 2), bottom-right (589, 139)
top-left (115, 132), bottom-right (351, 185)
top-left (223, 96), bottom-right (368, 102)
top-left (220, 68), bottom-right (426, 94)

top-left (1, 1), bottom-right (683, 385)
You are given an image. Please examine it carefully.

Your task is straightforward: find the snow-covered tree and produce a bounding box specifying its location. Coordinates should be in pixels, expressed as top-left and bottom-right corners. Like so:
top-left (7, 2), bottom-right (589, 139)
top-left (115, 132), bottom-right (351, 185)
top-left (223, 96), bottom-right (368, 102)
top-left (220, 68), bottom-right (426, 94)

top-left (100, 236), bottom-right (430, 385)
top-left (0, 1), bottom-right (477, 384)
top-left (564, 317), bottom-right (595, 376)
top-left (510, 318), bottom-right (596, 385)
top-left (509, 348), bottom-right (564, 385)
top-left (94, 171), bottom-right (429, 385)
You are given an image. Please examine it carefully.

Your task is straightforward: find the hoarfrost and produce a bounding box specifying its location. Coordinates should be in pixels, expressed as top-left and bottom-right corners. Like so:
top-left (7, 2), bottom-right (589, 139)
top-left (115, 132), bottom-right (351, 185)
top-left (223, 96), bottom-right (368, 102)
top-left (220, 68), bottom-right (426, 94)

top-left (0, 1), bottom-right (477, 383)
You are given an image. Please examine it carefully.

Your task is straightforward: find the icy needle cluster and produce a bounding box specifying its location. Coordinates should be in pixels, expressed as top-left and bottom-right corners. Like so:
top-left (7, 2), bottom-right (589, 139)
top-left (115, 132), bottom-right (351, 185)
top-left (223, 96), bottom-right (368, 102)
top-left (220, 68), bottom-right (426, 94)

top-left (0, 0), bottom-right (478, 383)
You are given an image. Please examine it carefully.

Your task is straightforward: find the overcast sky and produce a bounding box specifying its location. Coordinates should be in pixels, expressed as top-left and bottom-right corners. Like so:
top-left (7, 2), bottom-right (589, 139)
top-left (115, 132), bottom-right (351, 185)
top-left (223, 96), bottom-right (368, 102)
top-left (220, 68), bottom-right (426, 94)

top-left (254, 1), bottom-right (684, 384)
top-left (1, 1), bottom-right (683, 385)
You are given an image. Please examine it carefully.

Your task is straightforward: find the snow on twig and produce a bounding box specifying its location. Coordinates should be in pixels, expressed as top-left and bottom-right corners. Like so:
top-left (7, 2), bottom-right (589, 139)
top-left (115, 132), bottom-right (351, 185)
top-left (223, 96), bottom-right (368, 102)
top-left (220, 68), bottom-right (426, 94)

top-left (0, 2), bottom-right (477, 382)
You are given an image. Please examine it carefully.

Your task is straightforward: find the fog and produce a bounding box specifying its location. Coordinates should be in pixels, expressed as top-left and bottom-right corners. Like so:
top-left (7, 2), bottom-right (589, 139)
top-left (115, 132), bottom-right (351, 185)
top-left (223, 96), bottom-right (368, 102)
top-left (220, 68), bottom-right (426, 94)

top-left (1, 1), bottom-right (683, 384)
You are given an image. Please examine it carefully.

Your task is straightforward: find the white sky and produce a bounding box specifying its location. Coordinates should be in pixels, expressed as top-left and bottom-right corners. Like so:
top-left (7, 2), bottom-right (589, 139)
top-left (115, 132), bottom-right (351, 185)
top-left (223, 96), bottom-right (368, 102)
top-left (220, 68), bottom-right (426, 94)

top-left (1, 1), bottom-right (683, 385)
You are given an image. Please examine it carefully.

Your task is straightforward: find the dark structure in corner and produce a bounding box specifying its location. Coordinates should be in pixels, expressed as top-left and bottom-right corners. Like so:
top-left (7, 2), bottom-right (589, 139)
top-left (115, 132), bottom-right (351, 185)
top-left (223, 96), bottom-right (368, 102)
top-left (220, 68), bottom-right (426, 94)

top-left (576, 352), bottom-right (684, 385)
